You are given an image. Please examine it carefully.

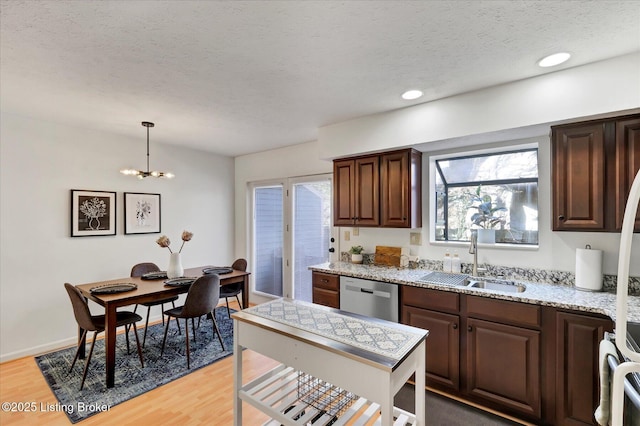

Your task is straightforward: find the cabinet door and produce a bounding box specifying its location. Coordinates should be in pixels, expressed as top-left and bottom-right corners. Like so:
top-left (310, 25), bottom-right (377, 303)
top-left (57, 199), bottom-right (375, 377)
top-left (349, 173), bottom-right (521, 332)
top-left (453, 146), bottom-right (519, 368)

top-left (380, 150), bottom-right (422, 228)
top-left (555, 312), bottom-right (612, 426)
top-left (466, 318), bottom-right (541, 419)
top-left (552, 124), bottom-right (606, 230)
top-left (354, 156), bottom-right (380, 226)
top-left (312, 287), bottom-right (339, 308)
top-left (333, 159), bottom-right (355, 226)
top-left (615, 117), bottom-right (640, 231)
top-left (403, 305), bottom-right (460, 391)
top-left (312, 272), bottom-right (340, 308)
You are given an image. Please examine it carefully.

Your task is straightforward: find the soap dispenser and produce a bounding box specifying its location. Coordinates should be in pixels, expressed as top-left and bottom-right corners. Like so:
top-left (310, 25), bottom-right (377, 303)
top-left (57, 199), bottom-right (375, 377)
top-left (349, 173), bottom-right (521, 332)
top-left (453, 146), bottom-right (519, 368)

top-left (443, 250), bottom-right (452, 272)
top-left (452, 251), bottom-right (461, 273)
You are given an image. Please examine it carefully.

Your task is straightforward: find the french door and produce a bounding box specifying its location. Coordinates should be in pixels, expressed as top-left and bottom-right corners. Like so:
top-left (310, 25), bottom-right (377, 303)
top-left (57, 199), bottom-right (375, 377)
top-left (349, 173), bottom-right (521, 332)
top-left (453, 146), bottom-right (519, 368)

top-left (251, 174), bottom-right (333, 301)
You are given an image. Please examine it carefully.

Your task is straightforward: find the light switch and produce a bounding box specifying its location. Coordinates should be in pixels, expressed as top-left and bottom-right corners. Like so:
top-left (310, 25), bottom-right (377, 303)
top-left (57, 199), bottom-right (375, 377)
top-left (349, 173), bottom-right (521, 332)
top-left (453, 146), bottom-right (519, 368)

top-left (344, 230), bottom-right (350, 241)
top-left (410, 232), bottom-right (422, 246)
top-left (352, 227), bottom-right (359, 236)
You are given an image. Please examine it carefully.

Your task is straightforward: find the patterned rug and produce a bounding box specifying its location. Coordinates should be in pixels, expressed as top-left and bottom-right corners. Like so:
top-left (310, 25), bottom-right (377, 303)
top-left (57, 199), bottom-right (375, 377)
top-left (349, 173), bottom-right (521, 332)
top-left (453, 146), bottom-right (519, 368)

top-left (36, 307), bottom-right (234, 423)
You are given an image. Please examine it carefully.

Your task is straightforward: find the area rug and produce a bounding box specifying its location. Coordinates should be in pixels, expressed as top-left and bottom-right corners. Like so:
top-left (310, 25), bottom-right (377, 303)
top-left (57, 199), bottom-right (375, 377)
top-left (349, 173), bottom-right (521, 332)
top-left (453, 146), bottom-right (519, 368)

top-left (35, 307), bottom-right (234, 423)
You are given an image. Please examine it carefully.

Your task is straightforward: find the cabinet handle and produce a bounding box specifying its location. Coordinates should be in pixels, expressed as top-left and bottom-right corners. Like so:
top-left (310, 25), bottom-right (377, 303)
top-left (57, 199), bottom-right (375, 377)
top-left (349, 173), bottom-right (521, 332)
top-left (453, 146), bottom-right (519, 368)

top-left (558, 215), bottom-right (566, 221)
top-left (468, 326), bottom-right (472, 332)
top-left (321, 279), bottom-right (328, 283)
top-left (452, 323), bottom-right (458, 329)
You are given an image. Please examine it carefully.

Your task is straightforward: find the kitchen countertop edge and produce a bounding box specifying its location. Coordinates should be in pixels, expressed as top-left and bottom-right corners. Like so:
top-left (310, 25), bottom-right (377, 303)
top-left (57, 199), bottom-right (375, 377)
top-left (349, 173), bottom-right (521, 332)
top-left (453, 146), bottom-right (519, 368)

top-left (309, 262), bottom-right (640, 323)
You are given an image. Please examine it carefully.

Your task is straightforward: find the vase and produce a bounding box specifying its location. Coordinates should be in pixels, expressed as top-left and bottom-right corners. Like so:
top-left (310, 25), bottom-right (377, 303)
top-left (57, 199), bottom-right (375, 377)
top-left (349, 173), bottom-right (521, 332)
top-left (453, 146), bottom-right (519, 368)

top-left (477, 229), bottom-right (496, 244)
top-left (351, 254), bottom-right (363, 264)
top-left (167, 253), bottom-right (184, 278)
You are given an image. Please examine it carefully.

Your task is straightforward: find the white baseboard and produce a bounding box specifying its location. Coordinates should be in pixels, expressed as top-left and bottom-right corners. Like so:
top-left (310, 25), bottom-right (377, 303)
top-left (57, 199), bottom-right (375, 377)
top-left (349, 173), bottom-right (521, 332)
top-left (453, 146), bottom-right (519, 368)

top-left (0, 311), bottom-right (172, 364)
top-left (1, 302), bottom-right (233, 364)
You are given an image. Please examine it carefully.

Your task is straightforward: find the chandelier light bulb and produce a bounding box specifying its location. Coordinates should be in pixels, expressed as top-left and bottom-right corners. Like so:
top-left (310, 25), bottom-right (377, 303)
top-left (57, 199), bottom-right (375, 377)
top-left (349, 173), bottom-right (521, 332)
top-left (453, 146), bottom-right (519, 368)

top-left (120, 122), bottom-right (174, 179)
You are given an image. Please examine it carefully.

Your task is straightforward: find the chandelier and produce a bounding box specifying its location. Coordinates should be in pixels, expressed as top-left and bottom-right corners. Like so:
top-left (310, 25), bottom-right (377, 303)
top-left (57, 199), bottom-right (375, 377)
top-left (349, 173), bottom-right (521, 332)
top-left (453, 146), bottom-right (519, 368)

top-left (120, 121), bottom-right (174, 179)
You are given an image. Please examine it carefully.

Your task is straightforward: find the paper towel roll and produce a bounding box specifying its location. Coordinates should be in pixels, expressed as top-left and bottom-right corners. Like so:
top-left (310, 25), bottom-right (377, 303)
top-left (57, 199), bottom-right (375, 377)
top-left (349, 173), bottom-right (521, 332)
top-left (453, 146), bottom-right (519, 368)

top-left (575, 247), bottom-right (603, 291)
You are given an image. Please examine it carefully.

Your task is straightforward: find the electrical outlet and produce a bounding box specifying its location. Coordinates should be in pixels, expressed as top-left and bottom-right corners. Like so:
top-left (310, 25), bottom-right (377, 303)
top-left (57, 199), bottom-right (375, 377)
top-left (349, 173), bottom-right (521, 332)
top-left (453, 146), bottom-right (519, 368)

top-left (410, 232), bottom-right (422, 246)
top-left (352, 227), bottom-right (359, 236)
top-left (344, 230), bottom-right (350, 241)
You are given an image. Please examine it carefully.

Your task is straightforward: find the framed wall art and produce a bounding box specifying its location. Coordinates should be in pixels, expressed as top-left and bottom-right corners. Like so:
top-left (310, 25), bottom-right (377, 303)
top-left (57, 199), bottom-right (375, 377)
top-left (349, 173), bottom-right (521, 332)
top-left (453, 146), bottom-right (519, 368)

top-left (124, 192), bottom-right (161, 235)
top-left (70, 190), bottom-right (116, 237)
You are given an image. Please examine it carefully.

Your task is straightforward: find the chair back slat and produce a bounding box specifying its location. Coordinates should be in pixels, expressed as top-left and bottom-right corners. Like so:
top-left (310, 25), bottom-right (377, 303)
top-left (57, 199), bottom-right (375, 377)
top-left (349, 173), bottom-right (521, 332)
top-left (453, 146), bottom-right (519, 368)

top-left (131, 262), bottom-right (160, 277)
top-left (64, 283), bottom-right (98, 331)
top-left (181, 275), bottom-right (220, 318)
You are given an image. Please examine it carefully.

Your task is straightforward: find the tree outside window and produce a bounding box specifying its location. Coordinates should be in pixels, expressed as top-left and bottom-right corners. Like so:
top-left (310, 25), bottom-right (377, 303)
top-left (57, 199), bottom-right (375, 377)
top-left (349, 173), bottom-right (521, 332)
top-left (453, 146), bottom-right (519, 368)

top-left (433, 148), bottom-right (539, 245)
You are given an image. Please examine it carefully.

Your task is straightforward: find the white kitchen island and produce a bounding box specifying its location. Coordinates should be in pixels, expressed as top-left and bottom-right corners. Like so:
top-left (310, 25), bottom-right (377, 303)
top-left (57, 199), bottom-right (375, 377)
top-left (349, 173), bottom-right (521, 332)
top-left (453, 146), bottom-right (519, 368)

top-left (233, 298), bottom-right (428, 425)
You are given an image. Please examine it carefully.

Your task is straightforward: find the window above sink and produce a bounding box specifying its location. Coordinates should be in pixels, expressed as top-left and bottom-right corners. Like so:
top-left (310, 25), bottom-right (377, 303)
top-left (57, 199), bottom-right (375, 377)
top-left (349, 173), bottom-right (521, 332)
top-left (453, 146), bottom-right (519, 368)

top-left (430, 144), bottom-right (539, 246)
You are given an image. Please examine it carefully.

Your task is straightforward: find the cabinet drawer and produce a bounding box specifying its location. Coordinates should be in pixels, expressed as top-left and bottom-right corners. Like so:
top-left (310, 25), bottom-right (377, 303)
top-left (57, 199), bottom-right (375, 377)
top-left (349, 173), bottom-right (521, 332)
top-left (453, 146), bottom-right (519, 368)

top-left (467, 296), bottom-right (541, 328)
top-left (402, 286), bottom-right (460, 313)
top-left (312, 272), bottom-right (339, 291)
top-left (312, 288), bottom-right (339, 309)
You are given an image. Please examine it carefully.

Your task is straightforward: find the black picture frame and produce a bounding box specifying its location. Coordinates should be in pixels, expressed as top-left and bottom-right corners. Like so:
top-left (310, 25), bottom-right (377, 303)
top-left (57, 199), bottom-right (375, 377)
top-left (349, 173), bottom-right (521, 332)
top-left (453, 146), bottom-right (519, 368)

top-left (124, 192), bottom-right (161, 235)
top-left (70, 189), bottom-right (116, 237)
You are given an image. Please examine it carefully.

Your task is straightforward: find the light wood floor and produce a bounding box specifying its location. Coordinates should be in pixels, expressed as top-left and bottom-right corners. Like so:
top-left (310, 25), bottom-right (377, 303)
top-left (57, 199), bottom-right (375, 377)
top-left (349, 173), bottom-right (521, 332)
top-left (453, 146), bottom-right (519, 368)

top-left (1, 300), bottom-right (530, 426)
top-left (0, 301), bottom-right (280, 425)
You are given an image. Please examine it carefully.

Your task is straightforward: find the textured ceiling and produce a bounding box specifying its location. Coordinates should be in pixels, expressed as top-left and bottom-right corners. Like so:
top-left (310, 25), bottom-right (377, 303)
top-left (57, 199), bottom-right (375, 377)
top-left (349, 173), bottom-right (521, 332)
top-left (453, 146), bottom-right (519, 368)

top-left (1, 1), bottom-right (639, 156)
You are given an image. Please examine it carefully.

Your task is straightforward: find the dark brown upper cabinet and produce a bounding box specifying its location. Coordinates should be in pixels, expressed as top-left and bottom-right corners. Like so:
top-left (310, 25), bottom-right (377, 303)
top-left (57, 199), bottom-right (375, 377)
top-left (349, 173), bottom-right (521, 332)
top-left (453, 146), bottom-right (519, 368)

top-left (551, 113), bottom-right (640, 232)
top-left (380, 149), bottom-right (422, 228)
top-left (333, 148), bottom-right (422, 228)
top-left (615, 116), bottom-right (640, 230)
top-left (333, 156), bottom-right (380, 226)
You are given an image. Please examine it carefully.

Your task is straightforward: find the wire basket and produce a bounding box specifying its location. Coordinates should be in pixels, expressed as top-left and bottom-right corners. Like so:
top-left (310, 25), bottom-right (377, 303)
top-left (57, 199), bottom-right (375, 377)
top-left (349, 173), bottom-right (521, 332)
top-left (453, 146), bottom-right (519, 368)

top-left (297, 372), bottom-right (357, 418)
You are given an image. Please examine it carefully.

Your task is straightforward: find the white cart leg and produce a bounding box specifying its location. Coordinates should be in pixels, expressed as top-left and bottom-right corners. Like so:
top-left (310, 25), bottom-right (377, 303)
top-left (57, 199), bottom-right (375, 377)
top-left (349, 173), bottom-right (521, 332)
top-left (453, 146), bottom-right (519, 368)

top-left (381, 385), bottom-right (394, 425)
top-left (415, 342), bottom-right (426, 425)
top-left (233, 319), bottom-right (242, 426)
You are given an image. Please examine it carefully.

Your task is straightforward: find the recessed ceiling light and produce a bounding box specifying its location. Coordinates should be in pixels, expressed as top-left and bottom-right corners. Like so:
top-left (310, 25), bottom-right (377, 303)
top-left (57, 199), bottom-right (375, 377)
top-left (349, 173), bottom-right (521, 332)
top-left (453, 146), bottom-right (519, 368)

top-left (401, 90), bottom-right (423, 100)
top-left (537, 52), bottom-right (571, 68)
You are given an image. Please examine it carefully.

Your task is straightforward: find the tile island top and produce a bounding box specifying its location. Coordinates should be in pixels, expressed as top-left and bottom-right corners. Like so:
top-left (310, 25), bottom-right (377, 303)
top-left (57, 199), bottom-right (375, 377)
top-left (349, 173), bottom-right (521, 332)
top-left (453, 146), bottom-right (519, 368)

top-left (309, 261), bottom-right (640, 323)
top-left (234, 298), bottom-right (428, 370)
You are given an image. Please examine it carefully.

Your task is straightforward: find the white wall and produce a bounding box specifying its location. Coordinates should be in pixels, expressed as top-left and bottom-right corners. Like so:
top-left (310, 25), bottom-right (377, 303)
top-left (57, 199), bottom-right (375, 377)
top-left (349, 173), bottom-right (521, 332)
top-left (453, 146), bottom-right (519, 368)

top-left (318, 52), bottom-right (640, 159)
top-left (0, 114), bottom-right (235, 362)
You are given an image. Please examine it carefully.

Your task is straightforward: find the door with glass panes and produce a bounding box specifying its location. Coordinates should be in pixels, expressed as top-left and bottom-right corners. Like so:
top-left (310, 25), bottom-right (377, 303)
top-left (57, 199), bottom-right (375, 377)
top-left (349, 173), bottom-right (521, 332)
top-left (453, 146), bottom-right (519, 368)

top-left (251, 175), bottom-right (333, 301)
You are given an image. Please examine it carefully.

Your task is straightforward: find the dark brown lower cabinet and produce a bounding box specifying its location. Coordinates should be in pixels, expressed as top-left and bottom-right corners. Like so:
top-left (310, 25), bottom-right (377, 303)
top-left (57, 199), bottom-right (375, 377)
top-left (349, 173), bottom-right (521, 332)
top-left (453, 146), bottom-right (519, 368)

top-left (555, 311), bottom-right (613, 425)
top-left (466, 317), bottom-right (541, 418)
top-left (311, 271), bottom-right (340, 308)
top-left (403, 305), bottom-right (460, 391)
top-left (400, 285), bottom-right (614, 425)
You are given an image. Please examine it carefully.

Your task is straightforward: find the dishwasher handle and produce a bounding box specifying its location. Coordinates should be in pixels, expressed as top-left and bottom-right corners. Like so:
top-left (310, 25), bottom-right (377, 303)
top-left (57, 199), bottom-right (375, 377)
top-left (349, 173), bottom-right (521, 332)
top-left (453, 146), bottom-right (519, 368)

top-left (344, 284), bottom-right (392, 299)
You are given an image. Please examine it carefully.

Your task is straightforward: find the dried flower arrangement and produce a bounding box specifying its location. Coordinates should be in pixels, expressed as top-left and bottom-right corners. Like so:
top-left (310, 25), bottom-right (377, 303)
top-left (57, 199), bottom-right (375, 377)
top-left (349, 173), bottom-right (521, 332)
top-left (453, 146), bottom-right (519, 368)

top-left (156, 230), bottom-right (193, 253)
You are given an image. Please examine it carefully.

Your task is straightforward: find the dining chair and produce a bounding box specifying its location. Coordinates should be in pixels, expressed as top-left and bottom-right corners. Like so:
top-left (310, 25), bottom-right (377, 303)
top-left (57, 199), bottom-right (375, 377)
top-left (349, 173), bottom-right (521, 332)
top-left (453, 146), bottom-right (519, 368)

top-left (219, 258), bottom-right (247, 317)
top-left (130, 262), bottom-right (180, 347)
top-left (160, 274), bottom-right (225, 369)
top-left (64, 283), bottom-right (144, 390)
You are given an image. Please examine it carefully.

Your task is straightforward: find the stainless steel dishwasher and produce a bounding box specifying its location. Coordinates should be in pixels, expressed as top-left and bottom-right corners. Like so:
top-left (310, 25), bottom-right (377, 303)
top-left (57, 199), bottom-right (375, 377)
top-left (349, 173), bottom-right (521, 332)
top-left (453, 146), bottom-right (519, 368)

top-left (340, 276), bottom-right (399, 322)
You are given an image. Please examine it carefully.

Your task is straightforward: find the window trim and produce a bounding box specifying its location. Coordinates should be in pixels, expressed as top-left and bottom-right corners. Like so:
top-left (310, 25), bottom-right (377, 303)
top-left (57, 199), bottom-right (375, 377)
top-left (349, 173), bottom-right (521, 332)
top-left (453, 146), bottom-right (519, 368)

top-left (429, 143), bottom-right (540, 247)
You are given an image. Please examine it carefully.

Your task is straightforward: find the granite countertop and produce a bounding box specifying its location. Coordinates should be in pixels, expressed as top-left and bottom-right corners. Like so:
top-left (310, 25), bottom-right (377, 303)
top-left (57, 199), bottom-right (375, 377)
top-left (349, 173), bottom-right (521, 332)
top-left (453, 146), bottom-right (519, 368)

top-left (309, 261), bottom-right (640, 323)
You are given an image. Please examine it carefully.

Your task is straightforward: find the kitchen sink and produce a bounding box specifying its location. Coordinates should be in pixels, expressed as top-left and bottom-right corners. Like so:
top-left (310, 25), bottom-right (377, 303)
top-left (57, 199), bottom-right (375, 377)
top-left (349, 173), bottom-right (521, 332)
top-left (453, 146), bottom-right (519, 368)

top-left (465, 279), bottom-right (526, 293)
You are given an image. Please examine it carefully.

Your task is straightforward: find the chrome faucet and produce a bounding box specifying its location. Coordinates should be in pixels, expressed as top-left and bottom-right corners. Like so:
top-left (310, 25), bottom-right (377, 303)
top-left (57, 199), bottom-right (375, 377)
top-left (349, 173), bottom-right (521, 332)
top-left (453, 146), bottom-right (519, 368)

top-left (469, 230), bottom-right (480, 276)
top-left (469, 231), bottom-right (488, 277)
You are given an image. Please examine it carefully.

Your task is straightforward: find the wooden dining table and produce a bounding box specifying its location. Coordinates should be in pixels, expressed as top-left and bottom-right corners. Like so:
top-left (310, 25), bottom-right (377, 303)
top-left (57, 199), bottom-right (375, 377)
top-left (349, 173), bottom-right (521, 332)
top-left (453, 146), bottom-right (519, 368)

top-left (75, 265), bottom-right (250, 388)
